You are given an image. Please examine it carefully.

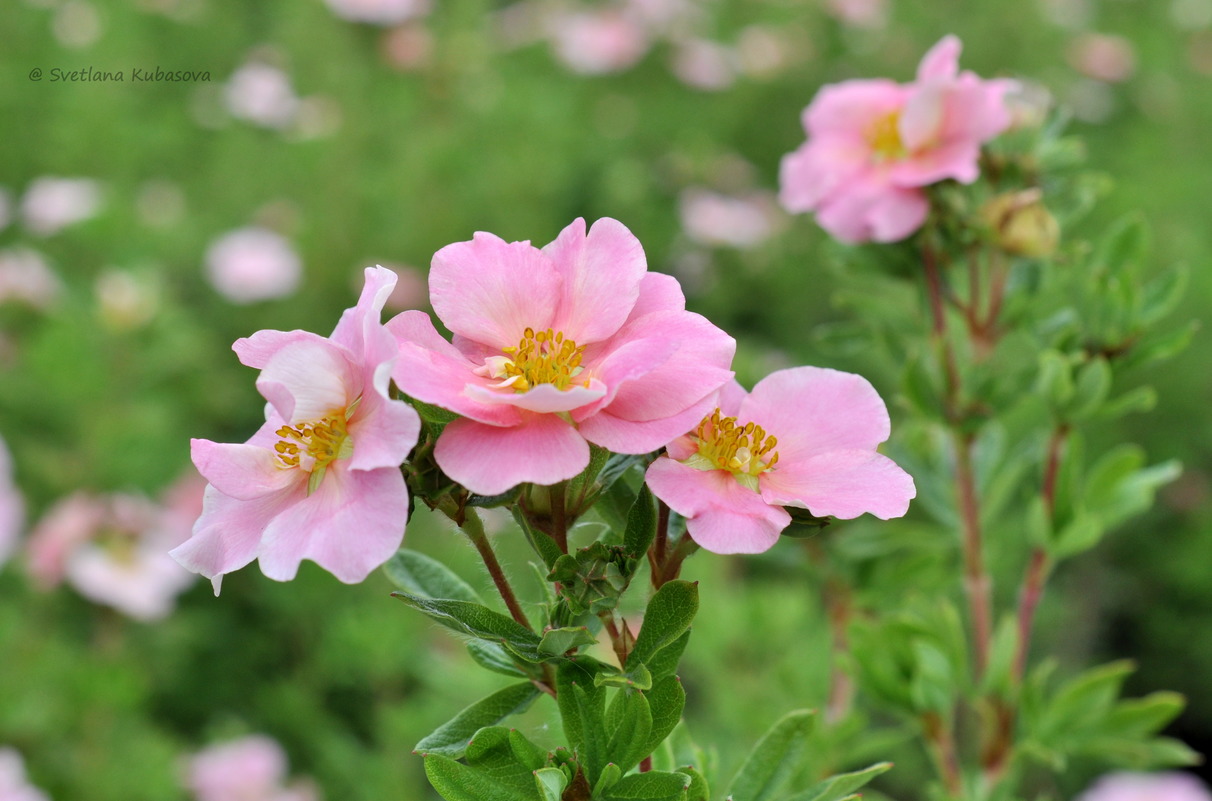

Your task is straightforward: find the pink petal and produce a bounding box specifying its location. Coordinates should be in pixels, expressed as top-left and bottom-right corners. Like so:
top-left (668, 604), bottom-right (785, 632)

top-left (329, 265), bottom-right (397, 356)
top-left (233, 329), bottom-right (323, 369)
top-left (579, 391), bottom-right (718, 454)
top-left (258, 466), bottom-right (409, 584)
top-left (544, 217), bottom-right (647, 344)
top-left (625, 272), bottom-right (686, 322)
top-left (429, 232), bottom-right (560, 351)
top-left (916, 35), bottom-right (961, 82)
top-left (779, 138), bottom-right (869, 214)
top-left (741, 367), bottom-right (892, 463)
top-left (759, 449), bottom-right (915, 520)
top-left (665, 433), bottom-right (698, 461)
top-left (190, 437), bottom-right (297, 501)
top-left (464, 380), bottom-right (608, 414)
top-left (346, 390), bottom-right (422, 472)
top-left (866, 186), bottom-right (931, 241)
top-left (435, 415), bottom-right (590, 495)
top-left (572, 335), bottom-right (678, 422)
top-left (898, 83), bottom-right (945, 152)
top-left (171, 483), bottom-right (303, 595)
top-left (804, 79), bottom-right (905, 136)
top-left (717, 379), bottom-right (748, 417)
top-left (645, 458), bottom-right (789, 554)
top-left (888, 140), bottom-right (981, 186)
top-left (257, 339), bottom-right (358, 423)
top-left (815, 178), bottom-right (927, 244)
top-left (391, 340), bottom-right (522, 427)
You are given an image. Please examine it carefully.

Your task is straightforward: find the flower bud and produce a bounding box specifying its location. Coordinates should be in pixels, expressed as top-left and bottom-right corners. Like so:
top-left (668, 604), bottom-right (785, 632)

top-left (981, 189), bottom-right (1060, 257)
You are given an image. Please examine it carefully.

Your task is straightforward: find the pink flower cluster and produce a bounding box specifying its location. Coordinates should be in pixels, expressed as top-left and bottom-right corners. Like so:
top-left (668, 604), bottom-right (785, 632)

top-left (173, 218), bottom-right (914, 588)
top-left (186, 735), bottom-right (319, 801)
top-left (780, 35), bottom-right (1016, 244)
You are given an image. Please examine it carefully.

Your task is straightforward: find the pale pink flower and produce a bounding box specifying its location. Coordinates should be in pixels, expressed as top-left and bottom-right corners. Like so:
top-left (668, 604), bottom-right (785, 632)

top-left (0, 249), bottom-right (61, 310)
top-left (824, 0), bottom-right (888, 29)
top-left (26, 492), bottom-right (108, 588)
top-left (172, 267), bottom-right (421, 592)
top-left (224, 63), bottom-right (300, 129)
top-left (323, 0), bottom-right (429, 25)
top-left (389, 218), bottom-right (735, 496)
top-left (187, 735), bottom-right (320, 801)
top-left (646, 367), bottom-right (915, 554)
top-left (20, 177), bottom-right (101, 237)
top-left (0, 748), bottom-right (50, 801)
top-left (679, 188), bottom-right (785, 248)
top-left (205, 227), bottom-right (302, 304)
top-left (373, 263), bottom-right (428, 312)
top-left (670, 38), bottom-right (737, 91)
top-left (1067, 33), bottom-right (1137, 83)
top-left (548, 9), bottom-right (651, 75)
top-left (0, 437), bottom-right (23, 570)
top-left (1076, 772), bottom-right (1212, 801)
top-left (780, 35), bottom-right (1016, 244)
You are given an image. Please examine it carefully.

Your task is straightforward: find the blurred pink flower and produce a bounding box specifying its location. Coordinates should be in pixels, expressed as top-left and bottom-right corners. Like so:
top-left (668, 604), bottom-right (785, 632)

top-left (224, 62), bottom-right (300, 129)
top-left (187, 735), bottom-right (320, 801)
top-left (374, 263), bottom-right (428, 312)
top-left (380, 23), bottom-right (434, 71)
top-left (389, 217), bottom-right (735, 495)
top-left (1077, 772), bottom-right (1212, 801)
top-left (26, 491), bottom-right (195, 620)
top-left (20, 177), bottom-right (101, 236)
top-left (0, 249), bottom-right (62, 310)
top-left (0, 437), bottom-right (23, 570)
top-left (173, 267), bottom-right (420, 592)
top-left (780, 35), bottom-right (1016, 243)
top-left (1067, 33), bottom-right (1137, 83)
top-left (679, 188), bottom-right (785, 248)
top-left (548, 9), bottom-right (651, 75)
top-left (646, 367), bottom-right (915, 554)
top-left (0, 748), bottom-right (50, 801)
top-left (824, 0), bottom-right (888, 29)
top-left (204, 227), bottom-right (302, 304)
top-left (670, 38), bottom-right (737, 91)
top-left (323, 0), bottom-right (429, 25)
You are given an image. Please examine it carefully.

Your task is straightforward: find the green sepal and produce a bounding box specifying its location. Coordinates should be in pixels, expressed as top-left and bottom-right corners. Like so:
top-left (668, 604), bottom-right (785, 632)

top-left (600, 770), bottom-right (690, 801)
top-left (407, 395), bottom-right (461, 425)
top-left (512, 506), bottom-right (564, 569)
top-left (415, 682), bottom-right (541, 757)
top-left (539, 626), bottom-right (598, 658)
top-left (391, 592), bottom-right (543, 662)
top-left (383, 549), bottom-right (482, 604)
top-left (629, 580), bottom-right (699, 667)
top-left (468, 485), bottom-right (524, 508)
top-left (727, 709), bottom-right (815, 801)
top-left (779, 761), bottom-right (893, 801)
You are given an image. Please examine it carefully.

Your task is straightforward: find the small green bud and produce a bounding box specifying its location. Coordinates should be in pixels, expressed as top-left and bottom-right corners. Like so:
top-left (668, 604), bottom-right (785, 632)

top-left (981, 188), bottom-right (1060, 257)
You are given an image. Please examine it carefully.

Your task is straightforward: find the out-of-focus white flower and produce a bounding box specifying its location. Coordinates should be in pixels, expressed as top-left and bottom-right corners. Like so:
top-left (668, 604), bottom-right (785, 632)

top-left (20, 177), bottom-right (102, 236)
top-left (547, 9), bottom-right (651, 75)
top-left (1077, 772), bottom-right (1212, 801)
top-left (679, 188), bottom-right (785, 248)
top-left (323, 0), bottom-right (430, 25)
top-left (1068, 33), bottom-right (1137, 83)
top-left (0, 249), bottom-right (62, 310)
top-left (96, 269), bottom-right (160, 330)
top-left (0, 748), bottom-right (50, 801)
top-left (204, 227), bottom-right (302, 304)
top-left (737, 26), bottom-right (794, 79)
top-left (224, 62), bottom-right (300, 129)
top-left (0, 437), bottom-right (23, 570)
top-left (670, 38), bottom-right (737, 91)
top-left (186, 735), bottom-right (321, 801)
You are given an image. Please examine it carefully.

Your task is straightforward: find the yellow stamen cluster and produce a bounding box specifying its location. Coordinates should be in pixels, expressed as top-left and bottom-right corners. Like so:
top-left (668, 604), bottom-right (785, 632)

top-left (498, 327), bottom-right (589, 392)
top-left (694, 409), bottom-right (779, 477)
top-left (867, 110), bottom-right (905, 159)
top-left (274, 414), bottom-right (350, 471)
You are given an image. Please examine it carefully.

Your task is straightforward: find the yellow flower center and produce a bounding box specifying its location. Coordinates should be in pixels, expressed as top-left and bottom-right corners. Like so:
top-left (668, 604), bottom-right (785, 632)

top-left (274, 412), bottom-right (353, 472)
top-left (478, 327), bottom-right (590, 393)
top-left (867, 110), bottom-right (905, 159)
top-left (685, 408), bottom-right (779, 491)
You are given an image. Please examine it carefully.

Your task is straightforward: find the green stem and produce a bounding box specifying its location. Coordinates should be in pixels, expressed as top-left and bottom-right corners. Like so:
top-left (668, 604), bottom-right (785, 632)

top-left (549, 482), bottom-right (569, 553)
top-left (459, 507), bottom-right (533, 631)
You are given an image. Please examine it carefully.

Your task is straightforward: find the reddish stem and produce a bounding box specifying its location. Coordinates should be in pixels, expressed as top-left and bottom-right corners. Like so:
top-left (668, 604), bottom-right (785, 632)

top-left (955, 433), bottom-right (992, 680)
top-left (460, 508), bottom-right (533, 631)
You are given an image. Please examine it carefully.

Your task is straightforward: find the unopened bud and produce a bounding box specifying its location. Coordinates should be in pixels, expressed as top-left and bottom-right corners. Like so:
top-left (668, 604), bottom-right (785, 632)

top-left (981, 189), bottom-right (1060, 257)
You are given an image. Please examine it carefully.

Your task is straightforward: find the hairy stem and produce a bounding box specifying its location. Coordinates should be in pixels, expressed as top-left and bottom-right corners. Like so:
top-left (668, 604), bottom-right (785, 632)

top-left (460, 507), bottom-right (533, 631)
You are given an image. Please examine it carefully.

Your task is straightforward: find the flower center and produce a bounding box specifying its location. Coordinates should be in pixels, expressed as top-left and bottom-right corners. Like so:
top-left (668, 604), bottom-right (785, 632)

top-left (867, 110), bottom-right (905, 159)
top-left (274, 412), bottom-right (353, 473)
top-left (684, 408), bottom-right (779, 491)
top-left (476, 327), bottom-right (590, 392)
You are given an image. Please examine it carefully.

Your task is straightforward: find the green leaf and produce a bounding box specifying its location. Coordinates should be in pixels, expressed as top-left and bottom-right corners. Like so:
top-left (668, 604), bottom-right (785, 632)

top-left (594, 662), bottom-right (653, 691)
top-left (1102, 691), bottom-right (1186, 739)
top-left (623, 484), bottom-right (658, 560)
top-left (408, 395), bottom-right (462, 425)
top-left (509, 729), bottom-right (548, 771)
top-left (383, 549), bottom-right (482, 604)
top-left (1051, 514), bottom-right (1104, 560)
top-left (568, 444), bottom-right (612, 506)
top-left (681, 765), bottom-right (710, 801)
top-left (601, 771), bottom-right (690, 801)
top-left (1095, 386), bottom-right (1157, 420)
top-left (534, 768), bottom-right (568, 801)
top-left (781, 762), bottom-right (894, 801)
top-left (1121, 323), bottom-right (1197, 370)
top-left (605, 689), bottom-right (654, 773)
top-left (539, 626), bottom-right (598, 657)
top-left (511, 506), bottom-right (564, 569)
top-left (648, 630), bottom-right (691, 683)
top-left (556, 659), bottom-right (608, 784)
top-left (423, 753), bottom-right (536, 801)
top-left (642, 676), bottom-right (687, 766)
top-left (466, 641), bottom-right (528, 678)
top-left (629, 580), bottom-right (699, 667)
top-left (392, 592), bottom-right (543, 662)
top-left (468, 486), bottom-right (524, 508)
top-left (415, 682), bottom-right (541, 757)
top-left (1140, 263), bottom-right (1188, 325)
top-left (727, 710), bottom-right (815, 801)
top-left (1096, 214), bottom-right (1148, 274)
top-left (1036, 350), bottom-right (1074, 409)
top-left (1067, 357), bottom-right (1111, 421)
top-left (593, 764), bottom-right (623, 798)
top-left (465, 727), bottom-right (547, 800)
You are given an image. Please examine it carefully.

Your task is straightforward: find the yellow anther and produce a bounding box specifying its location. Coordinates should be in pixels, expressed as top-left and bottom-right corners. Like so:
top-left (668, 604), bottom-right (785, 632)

top-left (689, 407), bottom-right (780, 482)
top-left (867, 110), bottom-right (905, 159)
top-left (273, 411), bottom-right (353, 473)
top-left (482, 328), bottom-right (589, 393)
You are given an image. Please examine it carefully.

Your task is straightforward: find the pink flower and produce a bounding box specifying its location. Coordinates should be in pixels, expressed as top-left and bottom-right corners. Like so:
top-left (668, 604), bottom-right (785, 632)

top-left (0, 748), bottom-right (50, 801)
top-left (0, 436), bottom-right (23, 569)
top-left (186, 735), bottom-right (320, 801)
top-left (20, 177), bottom-right (102, 237)
top-left (389, 217), bottom-right (735, 496)
top-left (547, 9), bottom-right (651, 75)
top-left (1076, 772), bottom-right (1212, 801)
top-left (0, 248), bottom-right (62, 310)
top-left (205, 227), bottom-right (302, 304)
top-left (779, 35), bottom-right (1016, 244)
top-left (224, 62), bottom-right (300, 129)
top-left (679, 188), bottom-right (785, 249)
top-left (172, 267), bottom-right (421, 592)
top-left (323, 0), bottom-right (429, 26)
top-left (645, 367), bottom-right (915, 554)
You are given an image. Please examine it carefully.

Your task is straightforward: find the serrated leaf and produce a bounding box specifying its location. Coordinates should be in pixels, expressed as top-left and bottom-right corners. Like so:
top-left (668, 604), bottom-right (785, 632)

top-left (623, 484), bottom-right (658, 560)
top-left (383, 549), bottom-right (482, 604)
top-left (781, 761), bottom-right (894, 801)
top-left (727, 710), bottom-right (815, 801)
top-left (415, 682), bottom-right (541, 757)
top-left (392, 592), bottom-right (543, 661)
top-left (630, 580), bottom-right (699, 667)
top-left (539, 626), bottom-right (598, 657)
top-left (602, 770), bottom-right (690, 801)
